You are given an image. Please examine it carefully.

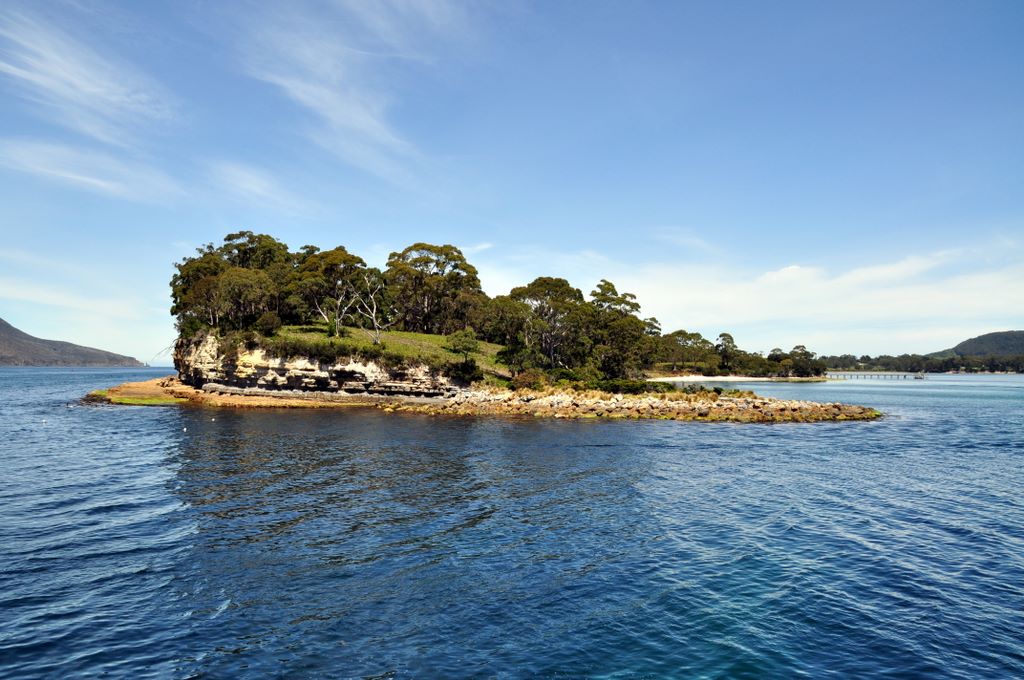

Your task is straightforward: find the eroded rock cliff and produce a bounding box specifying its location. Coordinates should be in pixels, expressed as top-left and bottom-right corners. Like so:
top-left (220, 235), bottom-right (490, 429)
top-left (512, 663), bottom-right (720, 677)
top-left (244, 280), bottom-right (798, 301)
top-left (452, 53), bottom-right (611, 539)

top-left (174, 333), bottom-right (455, 397)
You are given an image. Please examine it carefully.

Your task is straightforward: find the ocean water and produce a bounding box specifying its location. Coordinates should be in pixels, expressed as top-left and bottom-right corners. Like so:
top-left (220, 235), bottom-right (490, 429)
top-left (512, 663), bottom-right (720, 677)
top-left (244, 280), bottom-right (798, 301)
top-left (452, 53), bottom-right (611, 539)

top-left (1, 368), bottom-right (1022, 679)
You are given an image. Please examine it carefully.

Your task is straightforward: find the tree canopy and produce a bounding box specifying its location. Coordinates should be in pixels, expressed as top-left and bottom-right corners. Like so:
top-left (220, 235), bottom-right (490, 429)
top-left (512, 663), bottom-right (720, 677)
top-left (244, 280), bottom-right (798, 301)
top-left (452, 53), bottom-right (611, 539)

top-left (171, 232), bottom-right (833, 381)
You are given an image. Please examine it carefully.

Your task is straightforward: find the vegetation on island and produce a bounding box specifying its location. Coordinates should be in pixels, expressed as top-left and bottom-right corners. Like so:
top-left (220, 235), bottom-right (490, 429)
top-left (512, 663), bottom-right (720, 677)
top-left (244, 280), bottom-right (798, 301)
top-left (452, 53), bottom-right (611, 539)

top-left (171, 231), bottom-right (830, 388)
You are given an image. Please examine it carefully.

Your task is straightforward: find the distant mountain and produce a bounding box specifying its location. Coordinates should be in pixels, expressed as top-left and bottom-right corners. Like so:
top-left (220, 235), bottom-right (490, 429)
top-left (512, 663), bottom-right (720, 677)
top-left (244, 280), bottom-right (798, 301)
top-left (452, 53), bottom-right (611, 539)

top-left (930, 330), bottom-right (1024, 358)
top-left (0, 317), bottom-right (143, 366)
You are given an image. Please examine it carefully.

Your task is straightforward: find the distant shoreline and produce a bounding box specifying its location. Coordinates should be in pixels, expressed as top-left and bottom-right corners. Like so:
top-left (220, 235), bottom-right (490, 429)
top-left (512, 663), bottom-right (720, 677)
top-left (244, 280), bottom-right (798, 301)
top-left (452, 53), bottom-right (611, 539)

top-left (648, 375), bottom-right (827, 383)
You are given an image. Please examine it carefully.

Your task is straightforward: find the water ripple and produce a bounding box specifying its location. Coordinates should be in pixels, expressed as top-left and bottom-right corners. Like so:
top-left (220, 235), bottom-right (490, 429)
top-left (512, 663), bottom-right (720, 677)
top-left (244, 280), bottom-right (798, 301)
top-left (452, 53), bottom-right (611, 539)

top-left (1, 369), bottom-right (1023, 677)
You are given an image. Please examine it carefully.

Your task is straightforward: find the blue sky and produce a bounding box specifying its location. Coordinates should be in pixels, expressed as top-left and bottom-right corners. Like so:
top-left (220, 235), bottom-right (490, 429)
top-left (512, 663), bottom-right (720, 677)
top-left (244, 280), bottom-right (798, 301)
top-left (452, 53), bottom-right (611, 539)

top-left (1, 0), bottom-right (1021, 364)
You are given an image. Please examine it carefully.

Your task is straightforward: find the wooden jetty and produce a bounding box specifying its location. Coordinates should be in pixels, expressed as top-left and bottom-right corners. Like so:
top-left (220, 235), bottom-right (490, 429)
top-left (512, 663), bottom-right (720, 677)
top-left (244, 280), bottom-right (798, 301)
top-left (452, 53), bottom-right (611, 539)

top-left (828, 372), bottom-right (924, 380)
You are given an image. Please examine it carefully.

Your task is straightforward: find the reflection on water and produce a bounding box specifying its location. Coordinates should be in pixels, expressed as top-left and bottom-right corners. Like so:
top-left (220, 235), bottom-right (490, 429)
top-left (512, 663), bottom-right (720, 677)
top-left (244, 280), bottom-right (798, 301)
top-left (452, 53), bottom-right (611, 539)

top-left (1, 368), bottom-right (1022, 677)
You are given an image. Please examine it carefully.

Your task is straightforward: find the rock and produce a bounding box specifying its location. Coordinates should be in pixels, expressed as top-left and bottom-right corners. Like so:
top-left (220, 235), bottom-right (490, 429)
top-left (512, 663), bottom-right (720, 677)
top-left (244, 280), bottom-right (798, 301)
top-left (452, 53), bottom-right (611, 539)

top-left (175, 332), bottom-right (453, 397)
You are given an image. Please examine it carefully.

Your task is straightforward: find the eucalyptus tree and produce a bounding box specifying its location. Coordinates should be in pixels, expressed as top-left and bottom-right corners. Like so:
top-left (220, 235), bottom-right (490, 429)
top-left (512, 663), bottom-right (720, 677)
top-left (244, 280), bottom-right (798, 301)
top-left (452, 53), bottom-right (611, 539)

top-left (715, 332), bottom-right (739, 372)
top-left (294, 246), bottom-right (367, 337)
top-left (385, 243), bottom-right (484, 335)
top-left (353, 267), bottom-right (395, 344)
top-left (510, 277), bottom-right (590, 370)
top-left (216, 267), bottom-right (276, 329)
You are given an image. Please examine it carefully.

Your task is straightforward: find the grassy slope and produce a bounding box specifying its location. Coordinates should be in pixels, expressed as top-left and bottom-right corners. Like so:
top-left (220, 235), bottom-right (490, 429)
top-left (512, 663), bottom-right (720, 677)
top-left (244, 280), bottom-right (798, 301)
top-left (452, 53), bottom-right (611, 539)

top-left (276, 324), bottom-right (511, 378)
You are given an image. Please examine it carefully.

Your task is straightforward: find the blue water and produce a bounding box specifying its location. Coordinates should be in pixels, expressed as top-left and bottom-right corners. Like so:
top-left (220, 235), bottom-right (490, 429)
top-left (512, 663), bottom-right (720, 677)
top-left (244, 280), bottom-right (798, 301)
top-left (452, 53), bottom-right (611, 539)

top-left (1, 368), bottom-right (1022, 678)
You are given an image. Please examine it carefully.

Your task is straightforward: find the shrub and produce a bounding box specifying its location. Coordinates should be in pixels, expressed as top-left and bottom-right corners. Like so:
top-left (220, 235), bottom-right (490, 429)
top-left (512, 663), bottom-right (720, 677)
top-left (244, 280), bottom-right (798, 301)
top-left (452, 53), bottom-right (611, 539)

top-left (255, 311), bottom-right (282, 336)
top-left (217, 332), bottom-right (237, 357)
top-left (445, 358), bottom-right (483, 385)
top-left (588, 379), bottom-right (675, 395)
top-left (512, 368), bottom-right (549, 391)
top-left (177, 316), bottom-right (206, 340)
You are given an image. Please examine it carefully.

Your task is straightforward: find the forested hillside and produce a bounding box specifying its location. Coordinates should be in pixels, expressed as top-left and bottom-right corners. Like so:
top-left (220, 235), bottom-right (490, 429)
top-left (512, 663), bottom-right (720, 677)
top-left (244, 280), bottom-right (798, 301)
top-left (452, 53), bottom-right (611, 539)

top-left (940, 331), bottom-right (1024, 357)
top-left (0, 318), bottom-right (142, 366)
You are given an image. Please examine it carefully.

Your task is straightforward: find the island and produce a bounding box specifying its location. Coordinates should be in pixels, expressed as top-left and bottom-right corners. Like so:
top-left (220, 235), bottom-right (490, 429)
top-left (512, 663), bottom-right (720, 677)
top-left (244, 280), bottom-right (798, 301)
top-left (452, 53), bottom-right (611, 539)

top-left (90, 231), bottom-right (880, 422)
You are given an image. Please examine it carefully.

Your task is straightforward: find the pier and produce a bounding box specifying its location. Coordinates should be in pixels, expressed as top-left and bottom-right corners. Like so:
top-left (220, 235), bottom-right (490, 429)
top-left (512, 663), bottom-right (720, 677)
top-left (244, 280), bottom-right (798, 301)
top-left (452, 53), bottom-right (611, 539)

top-left (828, 372), bottom-right (923, 380)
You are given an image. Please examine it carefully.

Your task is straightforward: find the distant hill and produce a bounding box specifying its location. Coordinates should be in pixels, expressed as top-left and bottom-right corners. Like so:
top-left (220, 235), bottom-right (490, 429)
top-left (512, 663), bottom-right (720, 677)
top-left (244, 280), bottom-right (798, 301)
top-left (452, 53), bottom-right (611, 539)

top-left (930, 330), bottom-right (1024, 358)
top-left (0, 317), bottom-right (143, 366)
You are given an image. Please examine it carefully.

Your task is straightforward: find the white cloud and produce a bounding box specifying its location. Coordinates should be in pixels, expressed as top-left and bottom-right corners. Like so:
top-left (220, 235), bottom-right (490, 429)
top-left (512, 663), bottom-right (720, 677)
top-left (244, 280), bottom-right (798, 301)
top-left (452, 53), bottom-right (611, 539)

top-left (0, 277), bottom-right (143, 320)
top-left (0, 139), bottom-right (183, 202)
top-left (461, 242), bottom-right (494, 255)
top-left (471, 244), bottom-right (1024, 356)
top-left (0, 8), bottom-right (174, 145)
top-left (207, 160), bottom-right (311, 214)
top-left (238, 0), bottom-right (469, 185)
top-left (834, 251), bottom-right (957, 286)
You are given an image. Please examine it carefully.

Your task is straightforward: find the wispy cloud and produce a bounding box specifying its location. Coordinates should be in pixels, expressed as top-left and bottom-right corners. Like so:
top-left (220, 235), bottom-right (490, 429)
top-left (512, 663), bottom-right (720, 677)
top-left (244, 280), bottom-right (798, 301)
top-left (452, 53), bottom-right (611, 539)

top-left (0, 8), bottom-right (175, 146)
top-left (0, 139), bottom-right (183, 202)
top-left (0, 247), bottom-right (99, 280)
top-left (207, 160), bottom-right (312, 214)
top-left (238, 0), bottom-right (469, 185)
top-left (0, 276), bottom-right (143, 320)
top-left (834, 251), bottom-right (957, 286)
top-left (461, 242), bottom-right (494, 255)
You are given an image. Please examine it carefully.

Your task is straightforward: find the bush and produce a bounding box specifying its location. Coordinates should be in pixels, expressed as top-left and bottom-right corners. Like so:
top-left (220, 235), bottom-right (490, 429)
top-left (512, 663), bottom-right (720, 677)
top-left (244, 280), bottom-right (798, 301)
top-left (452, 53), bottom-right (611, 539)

top-left (588, 379), bottom-right (675, 395)
top-left (446, 329), bottom-right (479, 360)
top-left (445, 359), bottom-right (483, 385)
top-left (255, 311), bottom-right (282, 336)
top-left (176, 316), bottom-right (206, 340)
top-left (260, 336), bottom-right (356, 364)
top-left (511, 368), bottom-right (549, 391)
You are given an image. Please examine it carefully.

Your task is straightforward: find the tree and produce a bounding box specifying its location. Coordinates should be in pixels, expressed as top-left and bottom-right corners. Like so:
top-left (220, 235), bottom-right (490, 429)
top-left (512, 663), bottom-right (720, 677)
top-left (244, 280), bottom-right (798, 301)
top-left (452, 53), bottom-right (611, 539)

top-left (716, 332), bottom-right (738, 372)
top-left (353, 267), bottom-right (395, 344)
top-left (447, 328), bottom-right (479, 361)
top-left (219, 231), bottom-right (290, 270)
top-left (789, 344), bottom-right (826, 377)
top-left (294, 247), bottom-right (366, 336)
top-left (216, 267), bottom-right (275, 329)
top-left (658, 330), bottom-right (716, 370)
top-left (170, 246), bottom-right (227, 327)
top-left (590, 279), bottom-right (641, 315)
top-left (590, 312), bottom-right (651, 378)
top-left (385, 243), bottom-right (484, 334)
top-left (510, 277), bottom-right (589, 370)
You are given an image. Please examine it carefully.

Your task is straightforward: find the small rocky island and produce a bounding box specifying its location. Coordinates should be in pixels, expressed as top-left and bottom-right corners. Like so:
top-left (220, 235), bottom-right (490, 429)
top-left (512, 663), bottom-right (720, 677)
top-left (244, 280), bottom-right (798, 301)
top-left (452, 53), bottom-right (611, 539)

top-left (91, 231), bottom-right (880, 422)
top-left (91, 330), bottom-right (880, 423)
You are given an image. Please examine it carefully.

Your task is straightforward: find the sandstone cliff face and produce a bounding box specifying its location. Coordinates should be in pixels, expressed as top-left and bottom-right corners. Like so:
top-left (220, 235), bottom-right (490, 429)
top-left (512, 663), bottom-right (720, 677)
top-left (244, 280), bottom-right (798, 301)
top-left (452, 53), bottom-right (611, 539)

top-left (174, 333), bottom-right (455, 397)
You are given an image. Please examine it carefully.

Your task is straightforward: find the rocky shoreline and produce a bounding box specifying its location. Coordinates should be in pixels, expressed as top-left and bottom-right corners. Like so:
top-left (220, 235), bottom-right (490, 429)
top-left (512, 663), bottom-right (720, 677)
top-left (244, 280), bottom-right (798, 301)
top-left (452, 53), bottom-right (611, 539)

top-left (88, 376), bottom-right (881, 423)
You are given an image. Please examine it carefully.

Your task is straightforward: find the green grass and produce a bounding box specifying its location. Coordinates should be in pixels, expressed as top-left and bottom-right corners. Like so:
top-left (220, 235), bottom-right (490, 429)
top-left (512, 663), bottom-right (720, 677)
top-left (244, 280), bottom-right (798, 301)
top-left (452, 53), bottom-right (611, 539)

top-left (88, 389), bottom-right (187, 406)
top-left (109, 396), bottom-right (187, 406)
top-left (273, 323), bottom-right (510, 377)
